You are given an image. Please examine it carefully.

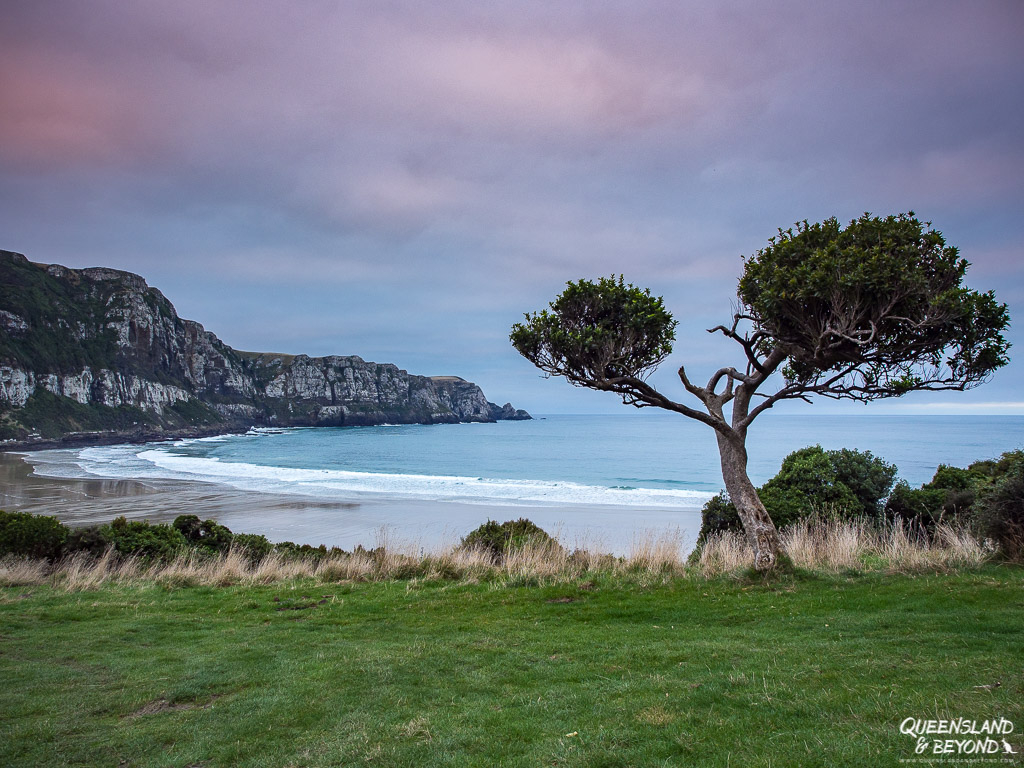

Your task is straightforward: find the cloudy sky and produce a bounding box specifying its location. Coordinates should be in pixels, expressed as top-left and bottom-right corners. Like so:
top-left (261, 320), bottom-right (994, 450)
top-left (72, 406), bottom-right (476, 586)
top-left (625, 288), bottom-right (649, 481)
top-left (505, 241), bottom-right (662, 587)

top-left (2, 1), bottom-right (1022, 414)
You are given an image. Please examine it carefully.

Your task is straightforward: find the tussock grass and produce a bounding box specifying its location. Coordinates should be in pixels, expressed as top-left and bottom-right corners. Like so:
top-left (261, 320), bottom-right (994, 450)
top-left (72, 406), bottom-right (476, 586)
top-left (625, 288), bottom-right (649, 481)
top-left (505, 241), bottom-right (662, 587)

top-left (0, 520), bottom-right (996, 590)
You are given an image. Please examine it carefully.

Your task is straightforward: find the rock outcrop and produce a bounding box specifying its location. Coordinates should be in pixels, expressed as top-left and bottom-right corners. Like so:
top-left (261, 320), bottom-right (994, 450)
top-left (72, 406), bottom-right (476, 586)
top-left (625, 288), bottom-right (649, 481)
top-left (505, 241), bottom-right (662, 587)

top-left (0, 249), bottom-right (529, 445)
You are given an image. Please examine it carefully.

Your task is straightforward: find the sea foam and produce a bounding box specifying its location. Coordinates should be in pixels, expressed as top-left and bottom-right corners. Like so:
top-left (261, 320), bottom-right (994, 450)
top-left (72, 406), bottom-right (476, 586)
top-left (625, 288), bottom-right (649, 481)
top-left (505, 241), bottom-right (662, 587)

top-left (27, 441), bottom-right (713, 509)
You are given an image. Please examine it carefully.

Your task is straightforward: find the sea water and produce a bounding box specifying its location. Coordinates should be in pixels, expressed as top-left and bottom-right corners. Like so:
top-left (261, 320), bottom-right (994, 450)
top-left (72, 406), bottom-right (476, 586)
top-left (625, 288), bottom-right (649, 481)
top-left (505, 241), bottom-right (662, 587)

top-left (21, 413), bottom-right (1024, 550)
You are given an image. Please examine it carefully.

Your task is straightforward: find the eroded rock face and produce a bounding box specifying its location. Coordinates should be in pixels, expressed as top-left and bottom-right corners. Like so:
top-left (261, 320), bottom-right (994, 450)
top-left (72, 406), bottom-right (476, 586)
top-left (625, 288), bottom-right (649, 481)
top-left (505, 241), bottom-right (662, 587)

top-left (0, 249), bottom-right (529, 441)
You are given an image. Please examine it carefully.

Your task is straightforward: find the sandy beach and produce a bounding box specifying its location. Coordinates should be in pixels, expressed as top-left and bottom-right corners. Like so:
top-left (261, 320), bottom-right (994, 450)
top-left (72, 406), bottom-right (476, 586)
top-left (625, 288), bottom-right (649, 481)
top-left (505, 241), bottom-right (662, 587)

top-left (0, 452), bottom-right (702, 555)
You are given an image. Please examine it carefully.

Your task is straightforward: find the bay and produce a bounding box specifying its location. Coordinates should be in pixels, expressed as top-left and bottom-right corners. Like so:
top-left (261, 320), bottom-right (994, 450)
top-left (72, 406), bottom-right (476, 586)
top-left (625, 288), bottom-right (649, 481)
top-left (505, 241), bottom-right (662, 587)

top-left (15, 413), bottom-right (1024, 553)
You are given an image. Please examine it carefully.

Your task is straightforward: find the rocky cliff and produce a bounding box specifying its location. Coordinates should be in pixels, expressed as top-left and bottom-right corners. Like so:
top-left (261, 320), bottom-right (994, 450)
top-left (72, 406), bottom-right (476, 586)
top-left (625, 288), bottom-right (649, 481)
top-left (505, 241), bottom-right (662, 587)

top-left (0, 250), bottom-right (529, 445)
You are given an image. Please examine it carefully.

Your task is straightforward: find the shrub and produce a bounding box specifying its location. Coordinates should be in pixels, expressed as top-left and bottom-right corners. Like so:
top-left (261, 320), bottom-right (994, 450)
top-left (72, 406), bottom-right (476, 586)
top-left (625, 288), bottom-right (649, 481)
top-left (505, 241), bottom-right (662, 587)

top-left (697, 446), bottom-right (898, 544)
top-left (460, 518), bottom-right (559, 562)
top-left (101, 516), bottom-right (187, 560)
top-left (173, 515), bottom-right (234, 553)
top-left (231, 532), bottom-right (273, 560)
top-left (884, 482), bottom-right (949, 527)
top-left (274, 541), bottom-right (349, 562)
top-left (695, 493), bottom-right (741, 543)
top-left (885, 463), bottom-right (985, 528)
top-left (0, 510), bottom-right (68, 559)
top-left (64, 525), bottom-right (113, 556)
top-left (972, 451), bottom-right (1024, 561)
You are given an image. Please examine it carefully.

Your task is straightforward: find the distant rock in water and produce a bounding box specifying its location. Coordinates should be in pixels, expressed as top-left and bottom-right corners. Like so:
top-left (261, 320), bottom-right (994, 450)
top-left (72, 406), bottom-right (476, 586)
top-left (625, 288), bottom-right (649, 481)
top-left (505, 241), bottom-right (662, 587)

top-left (0, 249), bottom-right (530, 446)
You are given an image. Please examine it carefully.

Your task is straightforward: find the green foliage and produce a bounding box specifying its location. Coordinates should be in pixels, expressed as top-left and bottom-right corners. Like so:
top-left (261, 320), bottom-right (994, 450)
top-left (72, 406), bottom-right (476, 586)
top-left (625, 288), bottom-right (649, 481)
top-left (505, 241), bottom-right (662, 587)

top-left (697, 446), bottom-right (898, 543)
top-left (738, 213), bottom-right (1010, 392)
top-left (0, 510), bottom-right (68, 559)
top-left (231, 532), bottom-right (273, 560)
top-left (166, 399), bottom-right (224, 427)
top-left (927, 464), bottom-right (977, 491)
top-left (695, 493), bottom-right (740, 544)
top-left (884, 461), bottom-right (993, 528)
top-left (16, 388), bottom-right (155, 438)
top-left (273, 541), bottom-right (350, 562)
top-left (884, 482), bottom-right (950, 528)
top-left (460, 518), bottom-right (559, 562)
top-left (101, 516), bottom-right (187, 560)
top-left (64, 525), bottom-right (113, 557)
top-left (172, 515), bottom-right (234, 553)
top-left (510, 276), bottom-right (676, 387)
top-left (972, 451), bottom-right (1024, 561)
top-left (0, 252), bottom-right (120, 372)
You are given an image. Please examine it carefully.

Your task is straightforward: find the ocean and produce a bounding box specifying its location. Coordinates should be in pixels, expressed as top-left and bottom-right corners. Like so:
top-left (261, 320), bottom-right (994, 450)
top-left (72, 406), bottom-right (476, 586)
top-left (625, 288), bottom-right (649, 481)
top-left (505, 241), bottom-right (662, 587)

top-left (17, 413), bottom-right (1024, 552)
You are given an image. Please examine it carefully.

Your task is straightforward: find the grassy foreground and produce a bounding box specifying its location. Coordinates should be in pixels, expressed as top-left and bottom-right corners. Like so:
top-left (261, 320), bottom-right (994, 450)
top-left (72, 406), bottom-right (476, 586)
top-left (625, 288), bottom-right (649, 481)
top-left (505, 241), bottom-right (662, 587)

top-left (2, 567), bottom-right (1022, 767)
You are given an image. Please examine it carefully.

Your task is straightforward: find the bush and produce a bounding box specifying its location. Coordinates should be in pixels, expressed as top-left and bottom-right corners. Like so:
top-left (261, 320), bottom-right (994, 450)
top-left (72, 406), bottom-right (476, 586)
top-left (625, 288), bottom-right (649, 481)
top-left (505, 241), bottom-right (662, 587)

top-left (697, 446), bottom-right (898, 544)
top-left (885, 463), bottom-right (986, 528)
top-left (274, 541), bottom-right (349, 562)
top-left (972, 451), bottom-right (1024, 561)
top-left (460, 518), bottom-right (559, 562)
top-left (232, 532), bottom-right (273, 560)
top-left (173, 515), bottom-right (234, 553)
top-left (884, 482), bottom-right (949, 527)
top-left (64, 525), bottom-right (113, 556)
top-left (695, 493), bottom-right (741, 543)
top-left (101, 516), bottom-right (187, 560)
top-left (0, 510), bottom-right (68, 559)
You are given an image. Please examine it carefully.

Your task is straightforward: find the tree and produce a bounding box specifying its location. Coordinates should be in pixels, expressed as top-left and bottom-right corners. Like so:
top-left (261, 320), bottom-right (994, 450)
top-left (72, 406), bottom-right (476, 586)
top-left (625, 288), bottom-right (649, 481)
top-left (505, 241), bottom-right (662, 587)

top-left (510, 213), bottom-right (1010, 570)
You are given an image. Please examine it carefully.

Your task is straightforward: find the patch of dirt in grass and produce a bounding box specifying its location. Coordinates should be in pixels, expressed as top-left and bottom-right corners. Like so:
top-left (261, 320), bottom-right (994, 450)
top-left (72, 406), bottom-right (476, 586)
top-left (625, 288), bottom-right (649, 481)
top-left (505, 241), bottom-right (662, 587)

top-left (546, 596), bottom-right (580, 604)
top-left (272, 595), bottom-right (333, 611)
top-left (125, 694), bottom-right (224, 719)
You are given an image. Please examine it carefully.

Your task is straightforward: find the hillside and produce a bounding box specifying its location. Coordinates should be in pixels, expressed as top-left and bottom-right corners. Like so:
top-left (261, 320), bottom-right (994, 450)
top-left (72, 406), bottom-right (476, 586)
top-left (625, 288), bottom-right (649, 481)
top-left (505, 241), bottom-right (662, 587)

top-left (0, 250), bottom-right (528, 445)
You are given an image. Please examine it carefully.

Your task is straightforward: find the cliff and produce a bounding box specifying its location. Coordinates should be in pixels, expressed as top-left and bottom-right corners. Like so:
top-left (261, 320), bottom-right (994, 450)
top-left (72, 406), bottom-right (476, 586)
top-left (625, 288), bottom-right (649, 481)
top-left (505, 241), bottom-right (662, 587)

top-left (0, 250), bottom-right (529, 446)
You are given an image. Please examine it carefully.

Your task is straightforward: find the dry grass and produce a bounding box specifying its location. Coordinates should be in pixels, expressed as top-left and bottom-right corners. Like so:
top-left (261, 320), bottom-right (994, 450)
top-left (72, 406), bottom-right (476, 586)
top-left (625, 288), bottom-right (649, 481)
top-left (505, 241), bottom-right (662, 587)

top-left (0, 520), bottom-right (996, 591)
top-left (699, 518), bottom-right (995, 576)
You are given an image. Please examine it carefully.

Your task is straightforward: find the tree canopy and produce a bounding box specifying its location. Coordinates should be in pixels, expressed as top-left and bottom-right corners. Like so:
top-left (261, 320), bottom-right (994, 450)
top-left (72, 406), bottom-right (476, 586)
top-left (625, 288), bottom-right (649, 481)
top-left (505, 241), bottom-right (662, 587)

top-left (737, 213), bottom-right (1010, 401)
top-left (512, 213), bottom-right (1010, 429)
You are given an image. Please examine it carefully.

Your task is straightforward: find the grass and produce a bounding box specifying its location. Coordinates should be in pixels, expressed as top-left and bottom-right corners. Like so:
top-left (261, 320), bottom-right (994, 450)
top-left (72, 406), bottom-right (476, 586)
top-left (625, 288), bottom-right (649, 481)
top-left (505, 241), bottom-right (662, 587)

top-left (1, 532), bottom-right (1022, 766)
top-left (0, 518), bottom-right (996, 591)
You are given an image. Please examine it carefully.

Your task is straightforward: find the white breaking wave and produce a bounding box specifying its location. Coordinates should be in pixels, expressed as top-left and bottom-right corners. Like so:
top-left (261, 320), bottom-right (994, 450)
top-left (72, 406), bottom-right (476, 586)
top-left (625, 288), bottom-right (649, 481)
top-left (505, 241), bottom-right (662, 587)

top-left (25, 443), bottom-right (713, 510)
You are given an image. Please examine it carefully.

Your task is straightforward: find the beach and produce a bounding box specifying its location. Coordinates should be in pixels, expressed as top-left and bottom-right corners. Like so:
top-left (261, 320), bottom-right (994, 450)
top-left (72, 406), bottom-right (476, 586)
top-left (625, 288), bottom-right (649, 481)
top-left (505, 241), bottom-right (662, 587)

top-left (0, 451), bottom-right (703, 555)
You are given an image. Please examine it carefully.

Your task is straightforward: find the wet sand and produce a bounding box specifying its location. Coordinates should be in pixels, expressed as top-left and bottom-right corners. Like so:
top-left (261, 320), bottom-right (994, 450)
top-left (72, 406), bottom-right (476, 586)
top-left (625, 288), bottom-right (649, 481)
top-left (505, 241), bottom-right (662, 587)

top-left (0, 452), bottom-right (702, 554)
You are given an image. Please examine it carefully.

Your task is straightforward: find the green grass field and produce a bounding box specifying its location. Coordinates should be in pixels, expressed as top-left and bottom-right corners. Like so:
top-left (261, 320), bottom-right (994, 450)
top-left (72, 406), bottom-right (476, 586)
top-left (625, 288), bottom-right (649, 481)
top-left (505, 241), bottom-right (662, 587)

top-left (2, 567), bottom-right (1022, 767)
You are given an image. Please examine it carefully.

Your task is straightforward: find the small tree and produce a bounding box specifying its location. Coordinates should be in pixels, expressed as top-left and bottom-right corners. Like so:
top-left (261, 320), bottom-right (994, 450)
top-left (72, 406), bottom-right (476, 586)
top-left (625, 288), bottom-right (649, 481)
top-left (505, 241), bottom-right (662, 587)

top-left (511, 213), bottom-right (1010, 570)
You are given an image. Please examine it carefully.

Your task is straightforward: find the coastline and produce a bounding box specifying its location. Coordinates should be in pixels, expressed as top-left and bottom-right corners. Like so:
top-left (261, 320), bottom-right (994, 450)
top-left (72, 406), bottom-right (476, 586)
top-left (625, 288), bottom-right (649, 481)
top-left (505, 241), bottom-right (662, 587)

top-left (0, 452), bottom-right (703, 555)
top-left (0, 424), bottom-right (252, 453)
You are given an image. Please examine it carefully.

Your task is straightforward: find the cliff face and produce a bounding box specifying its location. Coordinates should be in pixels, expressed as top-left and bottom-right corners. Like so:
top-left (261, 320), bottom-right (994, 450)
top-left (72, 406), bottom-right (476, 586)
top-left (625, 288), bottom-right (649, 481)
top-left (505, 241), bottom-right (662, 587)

top-left (0, 250), bottom-right (529, 444)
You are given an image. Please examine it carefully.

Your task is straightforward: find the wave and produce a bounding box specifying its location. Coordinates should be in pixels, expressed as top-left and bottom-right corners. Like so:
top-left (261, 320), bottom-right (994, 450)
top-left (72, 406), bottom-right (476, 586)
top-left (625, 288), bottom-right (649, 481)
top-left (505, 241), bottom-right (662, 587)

top-left (25, 444), bottom-right (714, 510)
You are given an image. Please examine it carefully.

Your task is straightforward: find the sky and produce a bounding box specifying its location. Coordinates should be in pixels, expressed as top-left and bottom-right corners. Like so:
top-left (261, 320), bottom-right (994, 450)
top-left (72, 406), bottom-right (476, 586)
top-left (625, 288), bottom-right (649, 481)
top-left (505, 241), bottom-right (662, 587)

top-left (1, 0), bottom-right (1022, 416)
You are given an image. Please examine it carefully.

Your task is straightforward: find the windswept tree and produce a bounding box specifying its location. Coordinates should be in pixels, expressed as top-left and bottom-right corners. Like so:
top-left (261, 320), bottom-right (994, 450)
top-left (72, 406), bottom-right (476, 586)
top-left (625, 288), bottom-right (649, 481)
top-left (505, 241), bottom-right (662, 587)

top-left (511, 213), bottom-right (1010, 570)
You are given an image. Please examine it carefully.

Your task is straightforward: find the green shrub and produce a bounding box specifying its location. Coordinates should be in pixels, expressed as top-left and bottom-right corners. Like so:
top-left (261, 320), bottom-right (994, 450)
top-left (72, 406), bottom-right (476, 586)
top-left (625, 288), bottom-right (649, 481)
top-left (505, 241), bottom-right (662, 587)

top-left (885, 463), bottom-right (986, 528)
top-left (760, 446), bottom-right (897, 523)
top-left (0, 510), bottom-right (68, 559)
top-left (231, 532), bottom-right (273, 560)
top-left (460, 518), bottom-right (560, 562)
top-left (970, 450), bottom-right (1024, 481)
top-left (697, 446), bottom-right (898, 544)
top-left (695, 493), bottom-right (741, 542)
top-left (64, 525), bottom-right (113, 556)
top-left (928, 464), bottom-right (978, 492)
top-left (274, 541), bottom-right (349, 562)
top-left (884, 482), bottom-right (949, 527)
top-left (173, 515), bottom-right (234, 553)
top-left (972, 451), bottom-right (1024, 561)
top-left (101, 516), bottom-right (187, 560)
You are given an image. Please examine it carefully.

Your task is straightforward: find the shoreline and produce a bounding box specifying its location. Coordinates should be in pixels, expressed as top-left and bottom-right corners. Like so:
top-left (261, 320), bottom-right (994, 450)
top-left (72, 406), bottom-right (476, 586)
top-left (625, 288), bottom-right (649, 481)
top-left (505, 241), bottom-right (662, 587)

top-left (0, 424), bottom-right (252, 453)
top-left (0, 452), bottom-right (703, 556)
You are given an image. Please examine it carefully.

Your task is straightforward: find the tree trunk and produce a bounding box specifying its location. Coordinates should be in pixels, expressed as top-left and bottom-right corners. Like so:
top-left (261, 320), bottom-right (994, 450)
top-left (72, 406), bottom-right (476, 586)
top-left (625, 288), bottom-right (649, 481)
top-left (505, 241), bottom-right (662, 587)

top-left (715, 431), bottom-right (782, 571)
